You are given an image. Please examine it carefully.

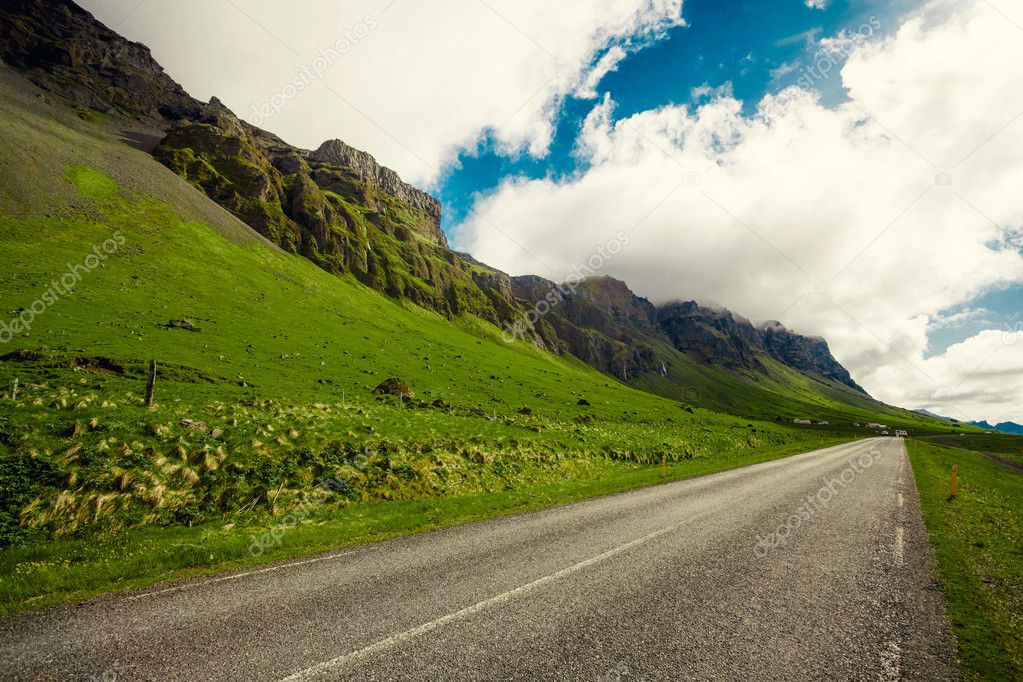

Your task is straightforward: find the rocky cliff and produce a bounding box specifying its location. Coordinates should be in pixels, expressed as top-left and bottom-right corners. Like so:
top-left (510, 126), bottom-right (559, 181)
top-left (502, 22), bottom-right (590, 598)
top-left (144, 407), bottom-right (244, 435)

top-left (153, 97), bottom-right (510, 322)
top-left (758, 321), bottom-right (866, 393)
top-left (310, 140), bottom-right (443, 232)
top-left (0, 0), bottom-right (200, 123)
top-left (510, 276), bottom-right (868, 394)
top-left (657, 302), bottom-right (766, 372)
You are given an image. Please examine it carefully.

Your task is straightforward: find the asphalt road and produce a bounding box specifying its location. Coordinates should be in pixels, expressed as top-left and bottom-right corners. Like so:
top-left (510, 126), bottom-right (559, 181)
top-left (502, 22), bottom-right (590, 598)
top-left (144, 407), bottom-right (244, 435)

top-left (1, 437), bottom-right (956, 681)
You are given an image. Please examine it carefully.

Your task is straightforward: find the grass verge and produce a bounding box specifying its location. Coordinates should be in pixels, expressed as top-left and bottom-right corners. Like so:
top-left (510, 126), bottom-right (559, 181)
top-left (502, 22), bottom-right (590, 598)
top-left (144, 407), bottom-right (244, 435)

top-left (0, 435), bottom-right (855, 615)
top-left (906, 438), bottom-right (1023, 680)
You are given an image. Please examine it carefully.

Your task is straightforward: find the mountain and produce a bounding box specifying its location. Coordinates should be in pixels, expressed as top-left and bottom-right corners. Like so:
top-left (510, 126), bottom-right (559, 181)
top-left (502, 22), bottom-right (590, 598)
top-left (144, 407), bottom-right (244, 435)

top-left (970, 420), bottom-right (1023, 435)
top-left (151, 96), bottom-right (521, 323)
top-left (0, 0), bottom-right (936, 427)
top-left (507, 275), bottom-right (874, 418)
top-left (915, 409), bottom-right (954, 421)
top-left (993, 422), bottom-right (1023, 435)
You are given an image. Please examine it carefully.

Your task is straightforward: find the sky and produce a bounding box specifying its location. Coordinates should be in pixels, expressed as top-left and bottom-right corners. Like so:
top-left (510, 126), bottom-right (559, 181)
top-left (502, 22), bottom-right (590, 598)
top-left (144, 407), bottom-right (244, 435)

top-left (80, 0), bottom-right (1023, 423)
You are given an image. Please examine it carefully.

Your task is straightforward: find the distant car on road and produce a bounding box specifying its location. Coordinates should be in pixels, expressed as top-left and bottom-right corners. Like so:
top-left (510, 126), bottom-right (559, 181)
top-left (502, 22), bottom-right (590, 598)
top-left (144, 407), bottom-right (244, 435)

top-left (895, 430), bottom-right (908, 437)
top-left (881, 430), bottom-right (890, 435)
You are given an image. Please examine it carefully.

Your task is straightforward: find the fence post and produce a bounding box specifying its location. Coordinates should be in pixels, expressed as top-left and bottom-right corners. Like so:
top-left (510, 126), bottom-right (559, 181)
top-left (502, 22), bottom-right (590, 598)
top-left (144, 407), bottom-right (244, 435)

top-left (144, 360), bottom-right (157, 407)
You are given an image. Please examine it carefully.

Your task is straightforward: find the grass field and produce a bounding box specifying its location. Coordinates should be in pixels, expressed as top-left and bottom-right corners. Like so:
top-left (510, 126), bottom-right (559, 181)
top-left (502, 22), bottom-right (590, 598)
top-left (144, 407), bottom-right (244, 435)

top-left (917, 433), bottom-right (1023, 467)
top-left (907, 438), bottom-right (1023, 680)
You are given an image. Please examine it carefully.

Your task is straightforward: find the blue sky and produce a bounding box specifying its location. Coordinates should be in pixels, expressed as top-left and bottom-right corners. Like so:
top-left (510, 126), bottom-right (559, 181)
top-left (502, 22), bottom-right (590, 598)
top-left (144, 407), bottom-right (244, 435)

top-left (928, 287), bottom-right (1023, 358)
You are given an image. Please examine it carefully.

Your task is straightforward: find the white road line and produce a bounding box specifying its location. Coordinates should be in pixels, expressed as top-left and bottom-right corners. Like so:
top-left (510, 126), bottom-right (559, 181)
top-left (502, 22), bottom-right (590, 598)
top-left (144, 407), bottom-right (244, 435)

top-left (127, 547), bottom-right (375, 601)
top-left (897, 493), bottom-right (904, 508)
top-left (278, 516), bottom-right (701, 681)
top-left (894, 526), bottom-right (904, 567)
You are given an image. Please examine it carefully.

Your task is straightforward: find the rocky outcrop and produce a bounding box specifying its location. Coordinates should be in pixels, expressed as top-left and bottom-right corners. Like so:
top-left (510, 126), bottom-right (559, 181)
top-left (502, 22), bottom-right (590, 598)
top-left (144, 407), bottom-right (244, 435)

top-left (509, 275), bottom-right (665, 381)
top-left (0, 0), bottom-right (200, 123)
top-left (759, 321), bottom-right (866, 392)
top-left (153, 98), bottom-right (512, 322)
top-left (657, 302), bottom-right (765, 372)
top-left (310, 140), bottom-right (443, 234)
top-left (510, 276), bottom-right (868, 394)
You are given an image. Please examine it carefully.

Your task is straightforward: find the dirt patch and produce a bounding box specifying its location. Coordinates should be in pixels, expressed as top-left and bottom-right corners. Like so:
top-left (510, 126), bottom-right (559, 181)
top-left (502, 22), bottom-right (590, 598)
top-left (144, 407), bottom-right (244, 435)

top-left (976, 451), bottom-right (1023, 475)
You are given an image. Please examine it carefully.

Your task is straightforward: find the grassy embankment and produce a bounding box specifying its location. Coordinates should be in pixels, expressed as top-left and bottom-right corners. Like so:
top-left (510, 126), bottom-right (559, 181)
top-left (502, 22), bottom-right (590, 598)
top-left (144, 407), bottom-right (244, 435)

top-left (907, 437), bottom-right (1023, 680)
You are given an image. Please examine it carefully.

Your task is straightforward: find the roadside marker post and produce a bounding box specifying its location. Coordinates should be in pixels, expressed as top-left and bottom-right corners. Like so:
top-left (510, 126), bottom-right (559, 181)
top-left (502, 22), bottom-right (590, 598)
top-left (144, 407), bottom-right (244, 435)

top-left (144, 360), bottom-right (156, 407)
top-left (950, 465), bottom-right (958, 498)
top-left (662, 452), bottom-right (667, 482)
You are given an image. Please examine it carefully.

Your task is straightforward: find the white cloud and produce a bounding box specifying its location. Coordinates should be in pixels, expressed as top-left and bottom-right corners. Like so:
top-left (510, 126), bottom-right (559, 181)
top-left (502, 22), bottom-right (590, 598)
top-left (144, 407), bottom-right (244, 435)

top-left (817, 30), bottom-right (870, 56)
top-left (457, 0), bottom-right (1023, 423)
top-left (890, 331), bottom-right (1023, 424)
top-left (806, 0), bottom-right (830, 9)
top-left (769, 61), bottom-right (800, 79)
top-left (928, 307), bottom-right (989, 329)
top-left (575, 45), bottom-right (629, 99)
top-left (77, 0), bottom-right (684, 187)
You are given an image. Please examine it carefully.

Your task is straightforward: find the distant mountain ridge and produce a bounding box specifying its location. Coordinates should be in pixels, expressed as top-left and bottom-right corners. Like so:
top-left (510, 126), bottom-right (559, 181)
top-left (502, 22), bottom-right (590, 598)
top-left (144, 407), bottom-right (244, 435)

top-left (913, 408), bottom-right (953, 421)
top-left (969, 420), bottom-right (1023, 435)
top-left (510, 275), bottom-right (866, 394)
top-left (0, 0), bottom-right (890, 419)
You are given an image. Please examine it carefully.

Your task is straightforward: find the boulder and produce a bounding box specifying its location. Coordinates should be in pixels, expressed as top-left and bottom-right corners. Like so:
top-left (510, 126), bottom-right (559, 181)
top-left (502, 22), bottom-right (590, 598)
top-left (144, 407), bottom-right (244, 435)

top-left (372, 377), bottom-right (414, 399)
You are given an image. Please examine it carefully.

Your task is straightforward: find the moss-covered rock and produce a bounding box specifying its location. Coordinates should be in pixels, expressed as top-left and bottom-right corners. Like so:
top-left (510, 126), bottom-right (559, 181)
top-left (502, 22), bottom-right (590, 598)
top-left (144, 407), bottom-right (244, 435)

top-left (372, 377), bottom-right (414, 399)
